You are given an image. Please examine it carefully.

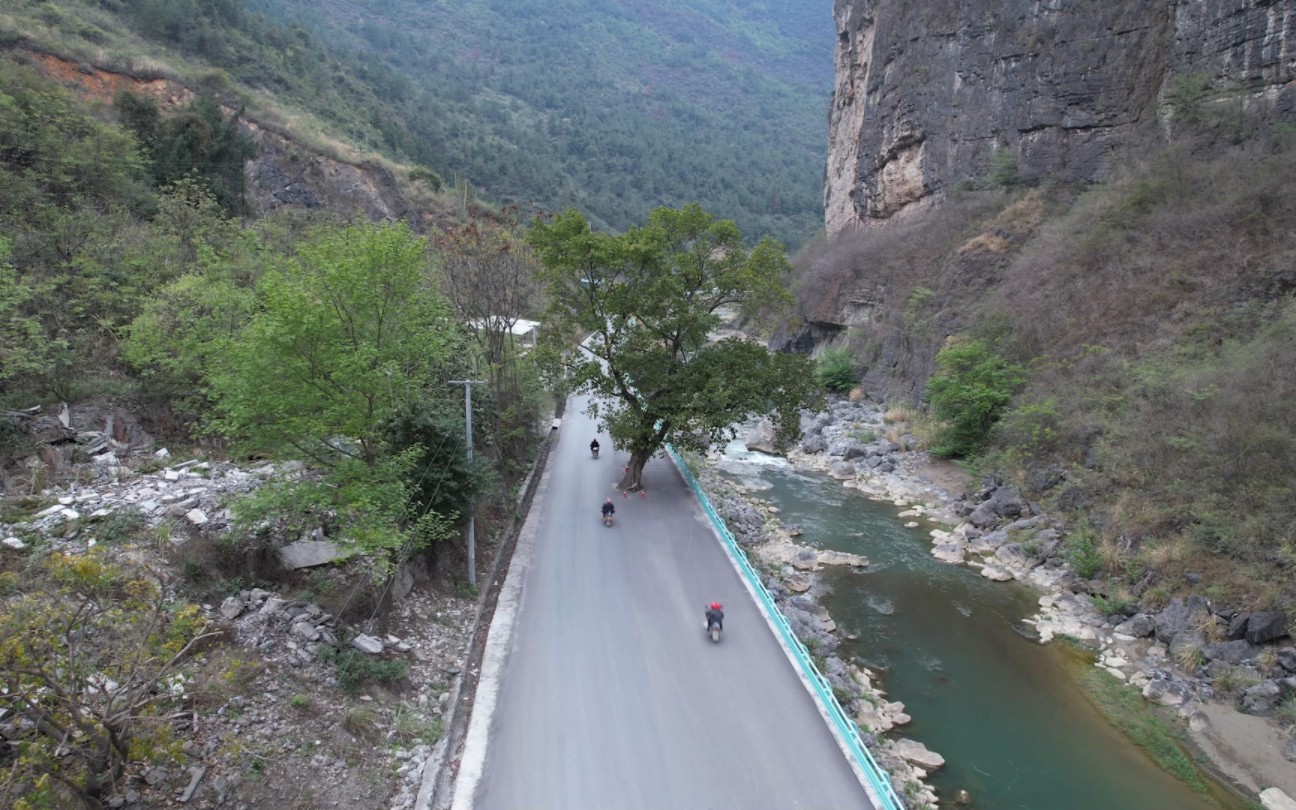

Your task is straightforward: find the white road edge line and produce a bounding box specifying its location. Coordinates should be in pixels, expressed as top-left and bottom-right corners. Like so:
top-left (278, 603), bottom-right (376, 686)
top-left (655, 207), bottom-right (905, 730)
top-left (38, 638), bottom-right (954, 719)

top-left (445, 445), bottom-right (556, 810)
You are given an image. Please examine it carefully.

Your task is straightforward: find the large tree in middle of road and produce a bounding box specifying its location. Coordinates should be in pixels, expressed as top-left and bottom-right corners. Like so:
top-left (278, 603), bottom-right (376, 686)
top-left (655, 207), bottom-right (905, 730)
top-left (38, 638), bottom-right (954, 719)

top-left (529, 203), bottom-right (818, 491)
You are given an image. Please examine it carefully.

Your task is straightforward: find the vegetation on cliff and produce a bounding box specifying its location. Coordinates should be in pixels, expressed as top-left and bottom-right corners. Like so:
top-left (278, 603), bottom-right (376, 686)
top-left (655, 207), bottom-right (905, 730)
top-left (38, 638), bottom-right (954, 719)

top-left (793, 122), bottom-right (1296, 610)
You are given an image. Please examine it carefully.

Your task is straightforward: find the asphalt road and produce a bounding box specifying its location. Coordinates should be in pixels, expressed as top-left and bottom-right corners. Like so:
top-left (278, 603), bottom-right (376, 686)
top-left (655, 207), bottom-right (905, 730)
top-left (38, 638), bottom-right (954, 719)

top-left (462, 396), bottom-right (876, 810)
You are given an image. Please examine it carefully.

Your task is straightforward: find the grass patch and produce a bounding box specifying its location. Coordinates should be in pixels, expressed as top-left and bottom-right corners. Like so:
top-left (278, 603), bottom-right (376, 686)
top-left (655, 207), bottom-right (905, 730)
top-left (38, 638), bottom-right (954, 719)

top-left (1077, 668), bottom-right (1212, 795)
top-left (319, 644), bottom-right (408, 694)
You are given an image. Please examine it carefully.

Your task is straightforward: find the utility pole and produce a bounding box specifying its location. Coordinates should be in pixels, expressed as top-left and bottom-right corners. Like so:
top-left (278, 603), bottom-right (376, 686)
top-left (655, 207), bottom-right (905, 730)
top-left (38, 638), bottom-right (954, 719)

top-left (449, 380), bottom-right (483, 588)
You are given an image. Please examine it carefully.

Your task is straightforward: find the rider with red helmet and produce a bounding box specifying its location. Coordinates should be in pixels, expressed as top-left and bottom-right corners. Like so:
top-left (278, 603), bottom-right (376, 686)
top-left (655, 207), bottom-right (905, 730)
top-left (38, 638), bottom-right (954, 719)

top-left (705, 601), bottom-right (724, 632)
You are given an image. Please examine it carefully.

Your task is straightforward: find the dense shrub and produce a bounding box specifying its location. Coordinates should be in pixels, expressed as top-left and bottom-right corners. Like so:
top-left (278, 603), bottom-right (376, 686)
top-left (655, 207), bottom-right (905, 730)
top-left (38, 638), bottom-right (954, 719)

top-left (925, 336), bottom-right (1026, 457)
top-left (814, 346), bottom-right (856, 392)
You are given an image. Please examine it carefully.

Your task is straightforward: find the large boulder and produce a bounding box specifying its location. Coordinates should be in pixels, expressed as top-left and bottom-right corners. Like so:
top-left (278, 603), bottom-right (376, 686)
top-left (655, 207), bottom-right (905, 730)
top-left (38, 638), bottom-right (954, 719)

top-left (1245, 611), bottom-right (1289, 644)
top-left (800, 433), bottom-right (828, 454)
top-left (1114, 614), bottom-right (1156, 639)
top-left (1241, 680), bottom-right (1283, 716)
top-left (891, 738), bottom-right (945, 771)
top-left (1154, 596), bottom-right (1212, 644)
top-left (1260, 788), bottom-right (1296, 810)
top-left (1142, 676), bottom-right (1192, 707)
top-left (1276, 647), bottom-right (1296, 673)
top-left (1226, 612), bottom-right (1250, 640)
top-left (1202, 639), bottom-right (1257, 664)
top-left (967, 485), bottom-right (1029, 529)
top-left (745, 419), bottom-right (780, 455)
top-left (994, 542), bottom-right (1038, 572)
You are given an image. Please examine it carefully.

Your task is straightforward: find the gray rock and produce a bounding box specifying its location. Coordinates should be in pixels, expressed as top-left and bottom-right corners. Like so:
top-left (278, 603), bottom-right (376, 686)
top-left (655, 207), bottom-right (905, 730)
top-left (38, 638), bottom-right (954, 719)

top-left (1142, 676), bottom-right (1192, 707)
top-left (1245, 611), bottom-right (1289, 645)
top-left (1114, 614), bottom-right (1155, 639)
top-left (967, 501), bottom-right (1001, 530)
top-left (351, 634), bottom-right (384, 655)
top-left (892, 738), bottom-right (945, 771)
top-left (278, 540), bottom-right (347, 570)
top-left (292, 621), bottom-right (321, 642)
top-left (1188, 710), bottom-right (1210, 732)
top-left (828, 461), bottom-right (856, 479)
top-left (744, 419), bottom-right (780, 455)
top-left (800, 434), bottom-right (828, 454)
top-left (1241, 680), bottom-right (1282, 715)
top-left (994, 542), bottom-right (1037, 571)
top-left (1202, 639), bottom-right (1257, 664)
top-left (967, 528), bottom-right (1009, 555)
top-left (1226, 613), bottom-right (1250, 640)
top-left (1277, 647), bottom-right (1296, 673)
top-left (219, 597), bottom-right (244, 621)
top-left (1154, 596), bottom-right (1212, 644)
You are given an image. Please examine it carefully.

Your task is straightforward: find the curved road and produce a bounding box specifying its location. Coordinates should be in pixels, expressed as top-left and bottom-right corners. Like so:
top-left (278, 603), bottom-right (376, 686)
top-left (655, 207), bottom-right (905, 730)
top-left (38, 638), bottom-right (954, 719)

top-left (454, 396), bottom-right (877, 810)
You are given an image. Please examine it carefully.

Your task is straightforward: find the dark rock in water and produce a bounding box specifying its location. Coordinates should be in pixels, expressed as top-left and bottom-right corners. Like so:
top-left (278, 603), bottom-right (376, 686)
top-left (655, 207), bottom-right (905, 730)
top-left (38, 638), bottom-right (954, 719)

top-left (955, 789), bottom-right (973, 805)
top-left (1245, 611), bottom-right (1289, 644)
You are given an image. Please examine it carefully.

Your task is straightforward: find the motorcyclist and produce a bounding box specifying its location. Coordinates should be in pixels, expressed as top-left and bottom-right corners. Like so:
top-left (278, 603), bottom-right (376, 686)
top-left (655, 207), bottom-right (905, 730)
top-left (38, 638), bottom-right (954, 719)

top-left (601, 498), bottom-right (615, 518)
top-left (590, 438), bottom-right (600, 457)
top-left (705, 602), bottom-right (724, 632)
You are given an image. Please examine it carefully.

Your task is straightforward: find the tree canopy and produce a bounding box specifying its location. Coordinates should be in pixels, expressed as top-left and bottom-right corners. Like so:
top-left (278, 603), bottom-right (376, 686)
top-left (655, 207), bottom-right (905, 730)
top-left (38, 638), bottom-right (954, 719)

top-left (528, 203), bottom-right (819, 490)
top-left (208, 222), bottom-right (475, 566)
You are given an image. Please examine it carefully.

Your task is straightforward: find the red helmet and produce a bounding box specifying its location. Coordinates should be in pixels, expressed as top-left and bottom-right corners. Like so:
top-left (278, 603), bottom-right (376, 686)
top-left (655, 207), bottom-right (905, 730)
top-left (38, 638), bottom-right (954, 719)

top-left (710, 602), bottom-right (722, 610)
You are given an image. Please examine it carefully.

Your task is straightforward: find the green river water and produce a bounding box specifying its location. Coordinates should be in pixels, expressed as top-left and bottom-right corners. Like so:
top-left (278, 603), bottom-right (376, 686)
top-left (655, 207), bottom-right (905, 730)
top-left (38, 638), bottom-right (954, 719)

top-left (714, 448), bottom-right (1244, 810)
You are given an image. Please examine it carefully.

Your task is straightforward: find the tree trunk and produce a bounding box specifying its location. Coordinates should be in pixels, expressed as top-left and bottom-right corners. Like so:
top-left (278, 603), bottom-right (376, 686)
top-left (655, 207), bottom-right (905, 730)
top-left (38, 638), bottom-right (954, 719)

top-left (617, 450), bottom-right (649, 492)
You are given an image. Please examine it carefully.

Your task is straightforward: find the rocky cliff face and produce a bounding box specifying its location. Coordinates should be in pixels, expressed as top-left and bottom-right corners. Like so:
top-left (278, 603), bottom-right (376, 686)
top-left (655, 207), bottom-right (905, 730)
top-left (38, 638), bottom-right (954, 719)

top-left (826, 0), bottom-right (1296, 234)
top-left (30, 52), bottom-right (415, 226)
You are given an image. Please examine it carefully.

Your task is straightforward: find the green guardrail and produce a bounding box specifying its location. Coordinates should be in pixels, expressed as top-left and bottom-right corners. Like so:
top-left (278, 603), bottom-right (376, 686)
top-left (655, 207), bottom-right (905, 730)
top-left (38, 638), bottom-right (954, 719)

top-left (666, 445), bottom-right (906, 810)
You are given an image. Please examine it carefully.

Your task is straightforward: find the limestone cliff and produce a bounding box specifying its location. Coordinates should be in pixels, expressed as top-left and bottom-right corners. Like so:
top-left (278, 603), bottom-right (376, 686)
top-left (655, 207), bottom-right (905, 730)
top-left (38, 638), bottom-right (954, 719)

top-left (826, 0), bottom-right (1296, 234)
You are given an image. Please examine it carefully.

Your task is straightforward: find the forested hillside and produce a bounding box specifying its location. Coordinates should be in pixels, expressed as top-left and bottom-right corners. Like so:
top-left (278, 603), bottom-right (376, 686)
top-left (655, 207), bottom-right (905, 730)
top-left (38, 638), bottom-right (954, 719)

top-left (247, 0), bottom-right (833, 247)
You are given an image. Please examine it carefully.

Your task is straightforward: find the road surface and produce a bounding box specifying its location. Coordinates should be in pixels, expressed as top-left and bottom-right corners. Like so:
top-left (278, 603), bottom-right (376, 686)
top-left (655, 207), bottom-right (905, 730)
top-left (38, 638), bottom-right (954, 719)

top-left (458, 396), bottom-right (877, 810)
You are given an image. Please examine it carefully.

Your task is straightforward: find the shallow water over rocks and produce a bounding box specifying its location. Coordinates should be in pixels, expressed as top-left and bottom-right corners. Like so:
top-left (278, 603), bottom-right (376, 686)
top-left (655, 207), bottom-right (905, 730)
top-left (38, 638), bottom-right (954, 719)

top-left (713, 444), bottom-right (1235, 810)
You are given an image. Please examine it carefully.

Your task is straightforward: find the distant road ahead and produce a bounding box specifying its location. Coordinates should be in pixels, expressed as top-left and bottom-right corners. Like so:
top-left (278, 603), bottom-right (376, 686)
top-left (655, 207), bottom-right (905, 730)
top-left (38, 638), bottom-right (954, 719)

top-left (463, 395), bottom-right (876, 809)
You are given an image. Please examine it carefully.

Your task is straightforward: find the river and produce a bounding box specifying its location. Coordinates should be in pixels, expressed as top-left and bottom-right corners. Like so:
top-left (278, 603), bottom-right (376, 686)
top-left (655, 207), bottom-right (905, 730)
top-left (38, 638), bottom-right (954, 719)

top-left (713, 444), bottom-right (1241, 810)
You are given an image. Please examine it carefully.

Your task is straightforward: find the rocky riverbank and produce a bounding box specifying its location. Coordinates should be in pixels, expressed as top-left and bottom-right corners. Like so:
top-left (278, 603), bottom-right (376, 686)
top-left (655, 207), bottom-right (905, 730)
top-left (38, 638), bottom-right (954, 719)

top-left (743, 396), bottom-right (1296, 809)
top-left (689, 462), bottom-right (944, 807)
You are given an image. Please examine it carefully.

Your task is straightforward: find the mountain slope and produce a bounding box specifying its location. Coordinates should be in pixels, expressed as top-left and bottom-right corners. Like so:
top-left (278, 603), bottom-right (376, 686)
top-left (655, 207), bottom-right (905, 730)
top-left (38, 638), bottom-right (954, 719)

top-left (247, 0), bottom-right (834, 246)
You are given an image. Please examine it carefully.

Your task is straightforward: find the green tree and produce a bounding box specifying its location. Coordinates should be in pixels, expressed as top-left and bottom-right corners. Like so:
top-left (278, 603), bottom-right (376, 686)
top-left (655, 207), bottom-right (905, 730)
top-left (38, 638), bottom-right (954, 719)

top-left (0, 240), bottom-right (61, 392)
top-left (528, 203), bottom-right (818, 491)
top-left (210, 222), bottom-right (469, 565)
top-left (926, 336), bottom-right (1027, 457)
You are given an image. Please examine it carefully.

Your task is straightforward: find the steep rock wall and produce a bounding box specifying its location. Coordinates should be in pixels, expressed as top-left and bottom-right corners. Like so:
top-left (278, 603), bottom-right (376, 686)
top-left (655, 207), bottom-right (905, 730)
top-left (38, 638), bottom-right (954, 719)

top-left (826, 0), bottom-right (1296, 234)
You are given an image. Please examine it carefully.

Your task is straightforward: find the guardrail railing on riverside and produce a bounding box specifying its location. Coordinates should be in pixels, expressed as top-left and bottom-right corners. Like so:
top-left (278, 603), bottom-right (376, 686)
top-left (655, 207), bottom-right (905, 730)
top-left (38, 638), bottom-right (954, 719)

top-left (665, 445), bottom-right (906, 810)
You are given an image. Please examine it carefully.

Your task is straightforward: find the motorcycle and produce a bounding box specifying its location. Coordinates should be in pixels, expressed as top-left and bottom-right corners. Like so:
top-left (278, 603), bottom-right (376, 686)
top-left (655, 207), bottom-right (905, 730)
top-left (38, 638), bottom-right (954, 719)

top-left (706, 618), bottom-right (722, 643)
top-left (602, 511), bottom-right (614, 527)
top-left (591, 446), bottom-right (599, 459)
